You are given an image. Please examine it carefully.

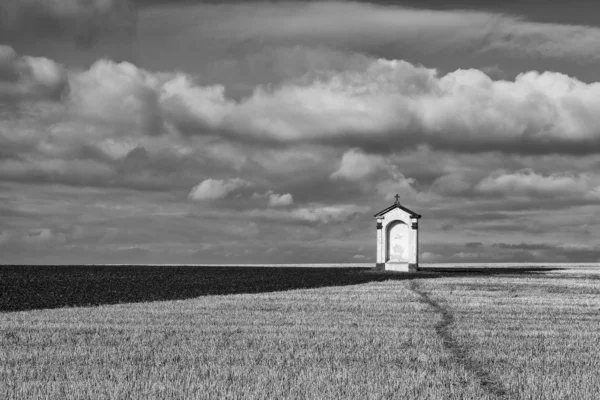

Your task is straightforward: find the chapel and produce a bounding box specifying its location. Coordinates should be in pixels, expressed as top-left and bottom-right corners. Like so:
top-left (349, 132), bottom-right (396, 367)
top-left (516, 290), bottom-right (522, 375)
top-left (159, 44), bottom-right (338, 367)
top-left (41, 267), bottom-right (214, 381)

top-left (374, 194), bottom-right (421, 272)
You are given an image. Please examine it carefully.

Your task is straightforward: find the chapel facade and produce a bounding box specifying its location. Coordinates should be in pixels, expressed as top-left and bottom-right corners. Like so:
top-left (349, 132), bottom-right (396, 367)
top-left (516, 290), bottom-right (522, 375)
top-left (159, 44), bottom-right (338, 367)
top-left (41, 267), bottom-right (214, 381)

top-left (374, 195), bottom-right (421, 272)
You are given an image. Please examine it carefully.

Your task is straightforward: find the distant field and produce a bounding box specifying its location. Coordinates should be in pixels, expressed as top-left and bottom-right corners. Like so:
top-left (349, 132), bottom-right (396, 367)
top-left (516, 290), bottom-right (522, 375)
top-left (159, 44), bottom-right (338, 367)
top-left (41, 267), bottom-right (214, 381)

top-left (1, 266), bottom-right (600, 399)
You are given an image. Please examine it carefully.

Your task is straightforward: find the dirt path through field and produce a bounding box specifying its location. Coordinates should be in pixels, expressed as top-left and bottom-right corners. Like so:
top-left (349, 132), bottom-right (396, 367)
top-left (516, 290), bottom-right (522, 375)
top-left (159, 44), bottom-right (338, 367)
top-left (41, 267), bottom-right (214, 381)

top-left (409, 280), bottom-right (509, 399)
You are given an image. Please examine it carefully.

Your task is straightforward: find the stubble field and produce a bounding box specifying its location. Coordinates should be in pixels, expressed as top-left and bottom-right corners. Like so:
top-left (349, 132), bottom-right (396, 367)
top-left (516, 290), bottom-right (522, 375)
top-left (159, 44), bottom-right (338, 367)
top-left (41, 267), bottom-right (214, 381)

top-left (1, 265), bottom-right (600, 399)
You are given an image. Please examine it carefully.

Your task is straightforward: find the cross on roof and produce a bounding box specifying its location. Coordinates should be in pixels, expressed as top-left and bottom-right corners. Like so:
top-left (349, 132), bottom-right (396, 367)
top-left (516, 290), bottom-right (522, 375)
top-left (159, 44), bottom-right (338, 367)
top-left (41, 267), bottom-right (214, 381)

top-left (394, 193), bottom-right (400, 204)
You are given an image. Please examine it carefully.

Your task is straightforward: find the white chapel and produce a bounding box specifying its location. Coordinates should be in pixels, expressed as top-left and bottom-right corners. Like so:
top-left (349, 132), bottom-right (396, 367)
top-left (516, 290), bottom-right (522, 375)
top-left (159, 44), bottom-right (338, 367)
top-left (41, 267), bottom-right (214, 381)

top-left (374, 194), bottom-right (421, 272)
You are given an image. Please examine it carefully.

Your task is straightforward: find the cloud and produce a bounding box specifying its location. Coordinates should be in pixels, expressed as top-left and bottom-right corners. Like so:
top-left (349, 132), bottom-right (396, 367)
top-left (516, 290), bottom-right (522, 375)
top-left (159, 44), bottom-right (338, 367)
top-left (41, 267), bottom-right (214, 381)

top-left (252, 190), bottom-right (295, 207)
top-left (245, 203), bottom-right (368, 224)
top-left (289, 204), bottom-right (367, 223)
top-left (451, 252), bottom-right (480, 260)
top-left (0, 45), bottom-right (68, 100)
top-left (137, 1), bottom-right (600, 63)
top-left (66, 59), bottom-right (162, 134)
top-left (0, 158), bottom-right (114, 186)
top-left (63, 56), bottom-right (600, 155)
top-left (475, 169), bottom-right (600, 199)
top-left (267, 192), bottom-right (293, 207)
top-left (330, 148), bottom-right (385, 181)
top-left (431, 171), bottom-right (477, 197)
top-left (22, 228), bottom-right (64, 245)
top-left (7, 45), bottom-right (600, 213)
top-left (6, 49), bottom-right (600, 158)
top-left (420, 251), bottom-right (444, 262)
top-left (465, 242), bottom-right (484, 249)
top-left (492, 242), bottom-right (600, 262)
top-left (375, 172), bottom-right (420, 202)
top-left (188, 178), bottom-right (251, 201)
top-left (0, 0), bottom-right (136, 48)
top-left (494, 242), bottom-right (554, 251)
top-left (329, 148), bottom-right (427, 202)
top-left (5, 1), bottom-right (600, 262)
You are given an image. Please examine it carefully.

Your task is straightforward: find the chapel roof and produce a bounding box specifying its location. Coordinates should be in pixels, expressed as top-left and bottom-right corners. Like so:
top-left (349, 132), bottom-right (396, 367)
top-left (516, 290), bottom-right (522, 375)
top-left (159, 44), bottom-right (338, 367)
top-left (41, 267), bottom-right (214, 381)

top-left (373, 194), bottom-right (421, 219)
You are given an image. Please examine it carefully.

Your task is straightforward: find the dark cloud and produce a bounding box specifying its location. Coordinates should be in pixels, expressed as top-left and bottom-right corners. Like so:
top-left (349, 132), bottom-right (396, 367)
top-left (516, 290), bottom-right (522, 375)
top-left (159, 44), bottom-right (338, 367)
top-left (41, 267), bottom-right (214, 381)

top-left (0, 0), bottom-right (136, 49)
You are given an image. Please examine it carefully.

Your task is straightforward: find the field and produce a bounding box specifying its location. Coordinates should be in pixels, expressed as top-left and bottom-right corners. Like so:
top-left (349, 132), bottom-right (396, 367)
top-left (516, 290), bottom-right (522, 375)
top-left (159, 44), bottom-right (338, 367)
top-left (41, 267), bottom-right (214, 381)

top-left (1, 265), bottom-right (600, 399)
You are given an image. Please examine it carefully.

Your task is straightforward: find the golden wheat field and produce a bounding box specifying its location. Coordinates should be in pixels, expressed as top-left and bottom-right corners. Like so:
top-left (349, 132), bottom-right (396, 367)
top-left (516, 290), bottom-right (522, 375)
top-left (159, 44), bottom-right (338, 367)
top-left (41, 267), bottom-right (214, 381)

top-left (1, 268), bottom-right (600, 399)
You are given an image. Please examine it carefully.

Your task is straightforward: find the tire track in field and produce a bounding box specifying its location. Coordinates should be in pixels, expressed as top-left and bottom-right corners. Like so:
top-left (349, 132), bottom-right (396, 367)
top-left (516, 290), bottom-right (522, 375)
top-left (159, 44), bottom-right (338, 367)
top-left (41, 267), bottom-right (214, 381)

top-left (409, 280), bottom-right (509, 399)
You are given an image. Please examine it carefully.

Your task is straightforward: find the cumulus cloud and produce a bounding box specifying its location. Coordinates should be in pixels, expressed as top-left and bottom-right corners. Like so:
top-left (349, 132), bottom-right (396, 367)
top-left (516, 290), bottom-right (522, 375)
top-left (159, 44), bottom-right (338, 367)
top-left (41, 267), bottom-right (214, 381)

top-left (0, 45), bottom-right (68, 100)
top-left (54, 56), bottom-right (600, 155)
top-left (67, 59), bottom-right (162, 134)
top-left (8, 45), bottom-right (600, 202)
top-left (188, 178), bottom-right (251, 201)
top-left (268, 192), bottom-right (293, 207)
top-left (252, 190), bottom-right (294, 206)
top-left (376, 158), bottom-right (423, 198)
top-left (330, 148), bottom-right (385, 180)
top-left (328, 148), bottom-right (426, 203)
top-left (6, 50), bottom-right (600, 157)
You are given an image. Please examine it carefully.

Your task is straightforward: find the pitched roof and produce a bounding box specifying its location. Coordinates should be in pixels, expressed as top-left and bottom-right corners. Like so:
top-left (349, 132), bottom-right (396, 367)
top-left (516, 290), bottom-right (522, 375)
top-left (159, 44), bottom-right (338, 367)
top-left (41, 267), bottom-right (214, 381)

top-left (373, 202), bottom-right (421, 218)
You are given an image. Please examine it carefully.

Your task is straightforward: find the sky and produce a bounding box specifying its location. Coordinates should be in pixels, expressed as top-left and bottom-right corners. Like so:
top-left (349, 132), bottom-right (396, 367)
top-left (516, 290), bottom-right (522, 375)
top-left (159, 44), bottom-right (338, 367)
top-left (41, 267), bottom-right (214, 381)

top-left (2, 0), bottom-right (600, 264)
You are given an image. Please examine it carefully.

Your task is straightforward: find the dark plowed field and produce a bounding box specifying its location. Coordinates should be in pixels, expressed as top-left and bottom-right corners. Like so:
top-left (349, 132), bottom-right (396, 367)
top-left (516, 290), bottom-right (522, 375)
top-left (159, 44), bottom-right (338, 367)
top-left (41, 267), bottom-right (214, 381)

top-left (0, 265), bottom-right (430, 312)
top-left (0, 265), bottom-right (564, 312)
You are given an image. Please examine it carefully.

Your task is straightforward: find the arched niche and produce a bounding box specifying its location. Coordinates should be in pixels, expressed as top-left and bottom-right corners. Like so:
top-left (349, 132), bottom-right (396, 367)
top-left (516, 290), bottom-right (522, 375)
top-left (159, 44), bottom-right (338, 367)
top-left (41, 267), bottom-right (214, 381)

top-left (386, 220), bottom-right (409, 263)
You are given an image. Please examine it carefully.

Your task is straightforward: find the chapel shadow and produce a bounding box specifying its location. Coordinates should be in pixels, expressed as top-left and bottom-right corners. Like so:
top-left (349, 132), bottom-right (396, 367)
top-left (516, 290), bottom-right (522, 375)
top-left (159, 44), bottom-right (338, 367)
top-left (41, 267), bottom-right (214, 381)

top-left (0, 265), bottom-right (563, 312)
